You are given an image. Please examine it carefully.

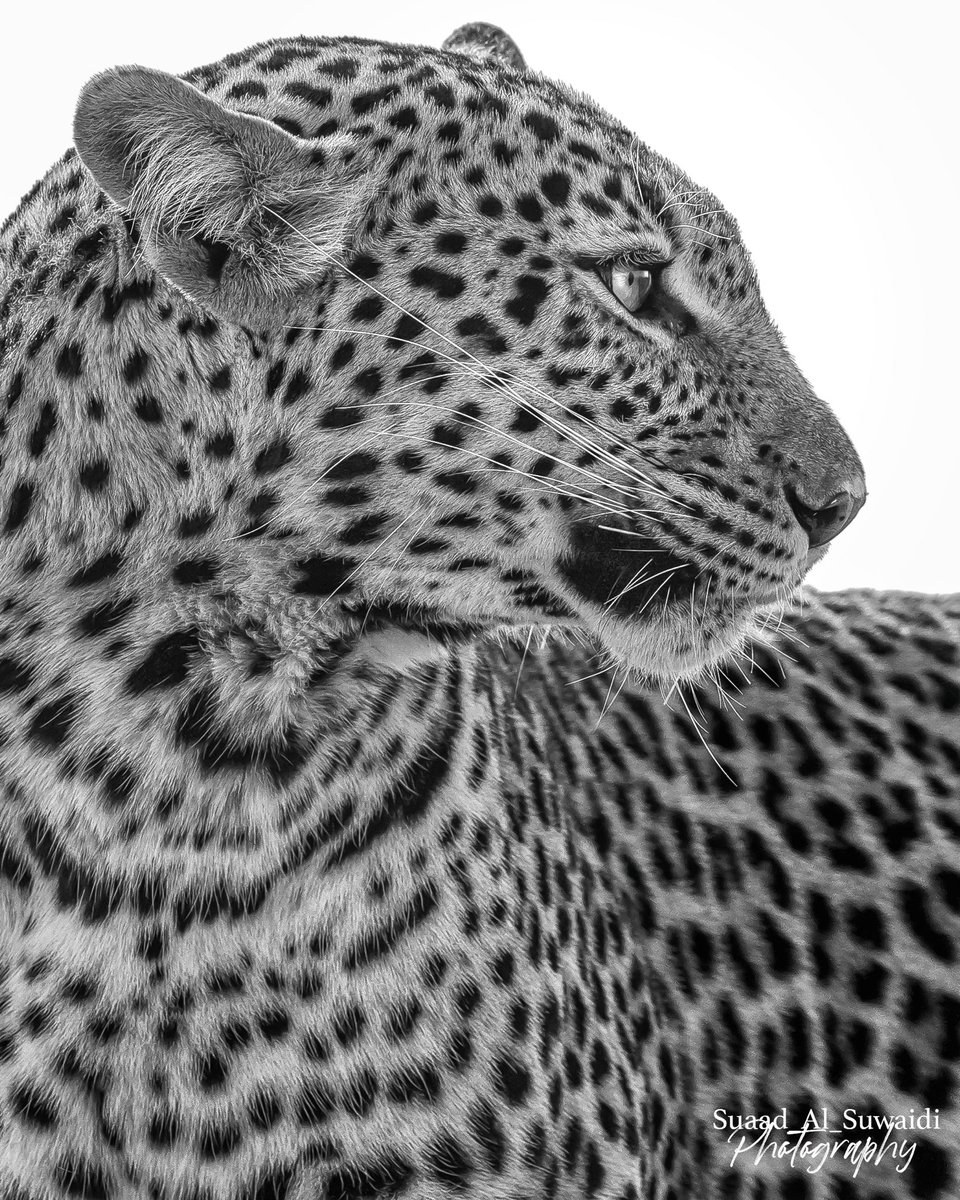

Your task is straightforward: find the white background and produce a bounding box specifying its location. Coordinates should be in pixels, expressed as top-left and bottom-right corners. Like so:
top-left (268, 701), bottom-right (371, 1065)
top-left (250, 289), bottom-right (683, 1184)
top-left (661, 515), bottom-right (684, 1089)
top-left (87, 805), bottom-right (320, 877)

top-left (2, 1), bottom-right (956, 594)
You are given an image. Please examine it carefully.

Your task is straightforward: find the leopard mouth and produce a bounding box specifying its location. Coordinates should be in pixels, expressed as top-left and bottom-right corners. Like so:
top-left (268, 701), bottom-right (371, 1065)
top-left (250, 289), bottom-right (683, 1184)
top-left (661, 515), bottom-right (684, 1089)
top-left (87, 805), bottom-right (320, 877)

top-left (556, 519), bottom-right (701, 618)
top-left (552, 514), bottom-right (796, 682)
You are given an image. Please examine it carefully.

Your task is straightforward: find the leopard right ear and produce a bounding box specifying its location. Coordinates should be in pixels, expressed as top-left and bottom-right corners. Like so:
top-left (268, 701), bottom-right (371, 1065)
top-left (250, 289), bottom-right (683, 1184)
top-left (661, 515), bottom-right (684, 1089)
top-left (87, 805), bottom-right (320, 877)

top-left (73, 66), bottom-right (366, 325)
top-left (442, 23), bottom-right (526, 71)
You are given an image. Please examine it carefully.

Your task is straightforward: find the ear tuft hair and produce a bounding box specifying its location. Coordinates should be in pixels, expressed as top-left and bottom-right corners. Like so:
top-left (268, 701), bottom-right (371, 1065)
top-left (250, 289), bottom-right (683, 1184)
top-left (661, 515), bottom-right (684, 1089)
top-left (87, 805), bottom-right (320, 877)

top-left (442, 23), bottom-right (526, 71)
top-left (74, 67), bottom-right (364, 323)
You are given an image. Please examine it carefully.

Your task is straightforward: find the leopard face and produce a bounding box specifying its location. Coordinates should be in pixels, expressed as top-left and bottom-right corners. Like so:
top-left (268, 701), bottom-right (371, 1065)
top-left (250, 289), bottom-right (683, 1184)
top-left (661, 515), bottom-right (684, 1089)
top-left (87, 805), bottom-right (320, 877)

top-left (6, 26), bottom-right (864, 693)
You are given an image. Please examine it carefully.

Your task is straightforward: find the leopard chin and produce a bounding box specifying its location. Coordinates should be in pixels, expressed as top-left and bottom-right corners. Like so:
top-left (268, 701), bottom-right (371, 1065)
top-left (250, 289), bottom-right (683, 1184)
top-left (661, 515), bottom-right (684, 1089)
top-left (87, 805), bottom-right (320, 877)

top-left (586, 600), bottom-right (762, 686)
top-left (552, 518), bottom-right (793, 683)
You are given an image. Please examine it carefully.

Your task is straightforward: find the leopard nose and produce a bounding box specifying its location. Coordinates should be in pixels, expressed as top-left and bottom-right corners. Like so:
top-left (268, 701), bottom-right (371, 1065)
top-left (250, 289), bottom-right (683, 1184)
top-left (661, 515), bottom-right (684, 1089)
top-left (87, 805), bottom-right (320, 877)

top-left (786, 482), bottom-right (866, 549)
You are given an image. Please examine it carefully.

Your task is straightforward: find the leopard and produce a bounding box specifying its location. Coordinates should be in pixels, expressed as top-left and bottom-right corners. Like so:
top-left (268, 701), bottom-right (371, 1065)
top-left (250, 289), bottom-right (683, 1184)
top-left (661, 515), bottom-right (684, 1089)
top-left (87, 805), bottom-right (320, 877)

top-left (0, 17), bottom-right (956, 1200)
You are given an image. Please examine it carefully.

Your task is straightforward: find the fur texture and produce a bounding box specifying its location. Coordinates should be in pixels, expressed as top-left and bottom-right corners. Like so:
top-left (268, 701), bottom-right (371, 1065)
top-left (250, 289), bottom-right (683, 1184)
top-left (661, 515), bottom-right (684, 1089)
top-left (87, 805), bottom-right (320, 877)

top-left (0, 20), bottom-right (950, 1200)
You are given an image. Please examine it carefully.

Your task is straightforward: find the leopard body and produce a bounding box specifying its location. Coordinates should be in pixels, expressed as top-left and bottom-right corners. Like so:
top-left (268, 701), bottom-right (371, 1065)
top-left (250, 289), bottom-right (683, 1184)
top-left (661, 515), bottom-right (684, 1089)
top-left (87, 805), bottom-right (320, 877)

top-left (0, 21), bottom-right (955, 1200)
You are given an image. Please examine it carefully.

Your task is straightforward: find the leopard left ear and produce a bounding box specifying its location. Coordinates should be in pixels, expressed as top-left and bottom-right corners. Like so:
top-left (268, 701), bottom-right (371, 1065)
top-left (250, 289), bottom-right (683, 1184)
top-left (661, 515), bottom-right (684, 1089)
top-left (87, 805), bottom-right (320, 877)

top-left (442, 23), bottom-right (526, 71)
top-left (74, 66), bottom-right (366, 325)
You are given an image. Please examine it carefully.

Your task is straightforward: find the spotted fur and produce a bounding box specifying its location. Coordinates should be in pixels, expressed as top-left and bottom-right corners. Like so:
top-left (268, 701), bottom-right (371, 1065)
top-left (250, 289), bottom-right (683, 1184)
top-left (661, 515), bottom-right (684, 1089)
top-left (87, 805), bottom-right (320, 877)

top-left (0, 20), bottom-right (953, 1200)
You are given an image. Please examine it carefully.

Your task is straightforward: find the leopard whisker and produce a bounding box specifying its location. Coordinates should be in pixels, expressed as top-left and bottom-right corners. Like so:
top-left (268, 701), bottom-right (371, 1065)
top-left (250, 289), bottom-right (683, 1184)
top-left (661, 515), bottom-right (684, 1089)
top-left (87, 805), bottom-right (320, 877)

top-left (616, 561), bottom-right (682, 606)
top-left (513, 625), bottom-right (536, 697)
top-left (301, 325), bottom-right (685, 510)
top-left (319, 508), bottom-right (425, 607)
top-left (675, 680), bottom-right (737, 785)
top-left (274, 240), bottom-right (694, 514)
top-left (602, 564), bottom-right (655, 612)
top-left (595, 665), bottom-right (630, 727)
top-left (564, 663), bottom-right (616, 687)
top-left (355, 514), bottom-right (440, 638)
top-left (367, 428), bottom-right (646, 523)
top-left (347, 389), bottom-right (665, 508)
top-left (656, 186), bottom-right (711, 217)
top-left (671, 223), bottom-right (731, 242)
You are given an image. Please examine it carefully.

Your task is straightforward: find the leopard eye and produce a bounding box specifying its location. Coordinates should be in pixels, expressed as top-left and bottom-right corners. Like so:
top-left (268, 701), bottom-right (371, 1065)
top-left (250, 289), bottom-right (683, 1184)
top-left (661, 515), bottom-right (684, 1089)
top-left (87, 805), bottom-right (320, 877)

top-left (598, 261), bottom-right (654, 313)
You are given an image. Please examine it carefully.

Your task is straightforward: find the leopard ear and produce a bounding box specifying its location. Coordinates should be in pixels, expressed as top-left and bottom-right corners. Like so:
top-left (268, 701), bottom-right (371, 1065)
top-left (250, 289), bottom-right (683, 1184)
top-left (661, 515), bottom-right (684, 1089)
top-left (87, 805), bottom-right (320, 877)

top-left (442, 23), bottom-right (526, 71)
top-left (73, 66), bottom-right (364, 325)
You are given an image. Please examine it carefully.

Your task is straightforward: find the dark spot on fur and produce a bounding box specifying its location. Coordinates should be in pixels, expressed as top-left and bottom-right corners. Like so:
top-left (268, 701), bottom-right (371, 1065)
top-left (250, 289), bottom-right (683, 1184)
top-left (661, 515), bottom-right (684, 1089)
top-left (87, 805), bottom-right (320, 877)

top-left (126, 629), bottom-right (201, 693)
top-left (409, 266), bottom-right (465, 300)
top-left (4, 481), bottom-right (35, 532)
top-left (293, 554), bottom-right (357, 596)
top-left (79, 459), bottom-right (110, 493)
top-left (505, 275), bottom-right (550, 326)
top-left (254, 437), bottom-right (293, 475)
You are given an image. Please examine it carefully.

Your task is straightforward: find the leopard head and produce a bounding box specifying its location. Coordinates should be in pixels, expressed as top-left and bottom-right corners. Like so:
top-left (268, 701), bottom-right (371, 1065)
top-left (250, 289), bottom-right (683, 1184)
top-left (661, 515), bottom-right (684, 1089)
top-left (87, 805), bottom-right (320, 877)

top-left (68, 23), bottom-right (865, 685)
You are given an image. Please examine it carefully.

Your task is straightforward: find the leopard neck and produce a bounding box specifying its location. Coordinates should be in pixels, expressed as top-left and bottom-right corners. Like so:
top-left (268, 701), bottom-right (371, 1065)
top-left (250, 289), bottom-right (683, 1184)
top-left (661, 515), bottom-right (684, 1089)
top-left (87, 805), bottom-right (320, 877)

top-left (0, 639), bottom-right (503, 926)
